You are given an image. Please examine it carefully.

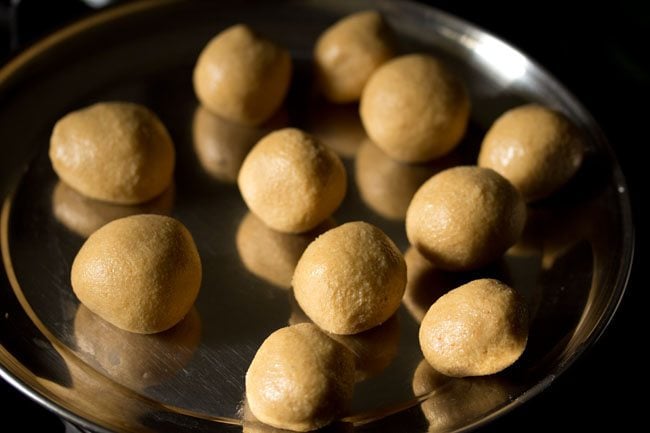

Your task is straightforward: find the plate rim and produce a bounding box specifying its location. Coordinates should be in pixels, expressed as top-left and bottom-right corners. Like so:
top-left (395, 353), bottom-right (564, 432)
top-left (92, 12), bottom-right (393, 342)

top-left (0, 0), bottom-right (635, 431)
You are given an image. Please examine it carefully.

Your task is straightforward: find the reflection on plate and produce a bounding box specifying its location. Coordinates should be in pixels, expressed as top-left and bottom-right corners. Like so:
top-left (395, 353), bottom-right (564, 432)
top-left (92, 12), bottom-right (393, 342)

top-left (355, 140), bottom-right (459, 221)
top-left (236, 212), bottom-right (335, 289)
top-left (192, 106), bottom-right (289, 183)
top-left (289, 296), bottom-right (401, 383)
top-left (73, 306), bottom-right (202, 391)
top-left (412, 359), bottom-right (512, 432)
top-left (307, 101), bottom-right (367, 159)
top-left (52, 181), bottom-right (175, 237)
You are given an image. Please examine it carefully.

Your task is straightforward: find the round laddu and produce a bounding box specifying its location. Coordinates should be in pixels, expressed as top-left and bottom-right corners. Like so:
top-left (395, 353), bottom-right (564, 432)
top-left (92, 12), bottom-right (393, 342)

top-left (406, 166), bottom-right (526, 271)
top-left (49, 102), bottom-right (175, 204)
top-left (360, 54), bottom-right (470, 162)
top-left (193, 24), bottom-right (292, 125)
top-left (419, 279), bottom-right (528, 377)
top-left (245, 323), bottom-right (355, 432)
top-left (71, 214), bottom-right (202, 334)
top-left (478, 104), bottom-right (585, 202)
top-left (292, 221), bottom-right (406, 335)
top-left (238, 128), bottom-right (347, 233)
top-left (315, 10), bottom-right (395, 103)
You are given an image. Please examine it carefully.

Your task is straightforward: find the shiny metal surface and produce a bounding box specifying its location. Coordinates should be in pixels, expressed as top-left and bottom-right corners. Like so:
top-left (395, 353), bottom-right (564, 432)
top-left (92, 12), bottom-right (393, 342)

top-left (0, 1), bottom-right (633, 432)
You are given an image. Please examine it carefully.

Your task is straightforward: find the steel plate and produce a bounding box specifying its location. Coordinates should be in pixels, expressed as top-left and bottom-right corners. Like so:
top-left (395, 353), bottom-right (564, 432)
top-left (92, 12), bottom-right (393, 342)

top-left (0, 1), bottom-right (634, 432)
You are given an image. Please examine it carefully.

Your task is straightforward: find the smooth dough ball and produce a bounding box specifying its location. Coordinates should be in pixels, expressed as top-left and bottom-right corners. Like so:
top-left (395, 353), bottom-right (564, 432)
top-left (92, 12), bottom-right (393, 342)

top-left (238, 128), bottom-right (347, 233)
top-left (293, 221), bottom-right (406, 334)
top-left (245, 323), bottom-right (355, 432)
top-left (478, 104), bottom-right (584, 202)
top-left (71, 214), bottom-right (202, 334)
top-left (73, 305), bottom-right (201, 390)
top-left (406, 166), bottom-right (526, 271)
top-left (419, 279), bottom-right (528, 377)
top-left (315, 10), bottom-right (395, 103)
top-left (360, 54), bottom-right (470, 162)
top-left (49, 102), bottom-right (175, 204)
top-left (193, 24), bottom-right (292, 125)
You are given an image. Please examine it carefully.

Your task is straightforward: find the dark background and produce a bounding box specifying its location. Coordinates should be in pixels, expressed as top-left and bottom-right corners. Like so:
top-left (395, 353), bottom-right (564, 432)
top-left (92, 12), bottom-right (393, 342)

top-left (0, 0), bottom-right (645, 431)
